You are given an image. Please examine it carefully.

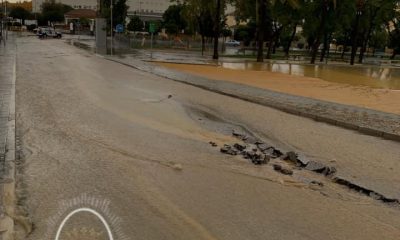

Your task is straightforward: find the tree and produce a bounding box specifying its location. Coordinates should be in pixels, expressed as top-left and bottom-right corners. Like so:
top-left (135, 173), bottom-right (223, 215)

top-left (268, 0), bottom-right (302, 59)
top-left (274, 0), bottom-right (303, 58)
top-left (100, 0), bottom-right (129, 30)
top-left (163, 4), bottom-right (187, 35)
top-left (233, 0), bottom-right (298, 62)
top-left (213, 0), bottom-right (222, 59)
top-left (234, 23), bottom-right (256, 46)
top-left (256, 0), bottom-right (268, 62)
top-left (303, 0), bottom-right (337, 64)
top-left (232, 0), bottom-right (269, 62)
top-left (388, 15), bottom-right (400, 59)
top-left (127, 15), bottom-right (144, 32)
top-left (182, 0), bottom-right (217, 55)
top-left (356, 0), bottom-right (397, 63)
top-left (9, 6), bottom-right (31, 25)
top-left (182, 0), bottom-right (227, 59)
top-left (41, 1), bottom-right (73, 24)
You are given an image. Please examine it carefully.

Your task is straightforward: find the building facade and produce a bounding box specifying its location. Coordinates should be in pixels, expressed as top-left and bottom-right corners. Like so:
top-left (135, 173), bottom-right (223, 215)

top-left (126, 0), bottom-right (171, 15)
top-left (32, 0), bottom-right (98, 13)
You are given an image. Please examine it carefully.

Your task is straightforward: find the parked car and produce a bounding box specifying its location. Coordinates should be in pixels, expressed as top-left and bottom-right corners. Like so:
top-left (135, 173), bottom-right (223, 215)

top-left (225, 39), bottom-right (241, 47)
top-left (37, 27), bottom-right (62, 39)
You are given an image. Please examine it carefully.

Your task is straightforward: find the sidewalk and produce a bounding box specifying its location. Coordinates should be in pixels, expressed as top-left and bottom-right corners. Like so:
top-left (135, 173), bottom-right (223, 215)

top-left (0, 36), bottom-right (17, 240)
top-left (106, 55), bottom-right (400, 142)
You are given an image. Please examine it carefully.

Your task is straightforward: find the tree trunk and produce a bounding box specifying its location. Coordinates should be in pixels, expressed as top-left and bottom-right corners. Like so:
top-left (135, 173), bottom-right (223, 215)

top-left (310, 40), bottom-right (321, 64)
top-left (213, 0), bottom-right (221, 60)
top-left (358, 36), bottom-right (367, 64)
top-left (341, 45), bottom-right (346, 59)
top-left (359, 7), bottom-right (379, 63)
top-left (390, 49), bottom-right (397, 60)
top-left (201, 35), bottom-right (205, 56)
top-left (320, 33), bottom-right (328, 62)
top-left (267, 28), bottom-right (281, 59)
top-left (350, 12), bottom-right (361, 65)
top-left (310, 1), bottom-right (328, 64)
top-left (266, 41), bottom-right (273, 59)
top-left (284, 24), bottom-right (297, 58)
top-left (256, 0), bottom-right (267, 62)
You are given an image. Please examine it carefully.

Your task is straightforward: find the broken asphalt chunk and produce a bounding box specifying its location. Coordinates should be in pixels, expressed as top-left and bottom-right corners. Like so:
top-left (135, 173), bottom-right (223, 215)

top-left (273, 164), bottom-right (293, 175)
top-left (273, 164), bottom-right (282, 171)
top-left (233, 143), bottom-right (246, 151)
top-left (305, 161), bottom-right (336, 176)
top-left (305, 161), bottom-right (326, 172)
top-left (322, 166), bottom-right (337, 176)
top-left (281, 151), bottom-right (298, 163)
top-left (257, 143), bottom-right (270, 152)
top-left (251, 154), bottom-right (270, 165)
top-left (296, 155), bottom-right (310, 166)
top-left (232, 130), bottom-right (245, 137)
top-left (220, 145), bottom-right (238, 156)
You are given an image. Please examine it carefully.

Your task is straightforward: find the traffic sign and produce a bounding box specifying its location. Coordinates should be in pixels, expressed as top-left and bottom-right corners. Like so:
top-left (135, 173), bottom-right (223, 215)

top-left (116, 24), bottom-right (124, 33)
top-left (149, 23), bottom-right (156, 33)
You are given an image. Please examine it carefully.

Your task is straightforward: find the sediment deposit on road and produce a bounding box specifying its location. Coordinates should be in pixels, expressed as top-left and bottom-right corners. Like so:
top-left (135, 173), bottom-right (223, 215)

top-left (11, 36), bottom-right (400, 239)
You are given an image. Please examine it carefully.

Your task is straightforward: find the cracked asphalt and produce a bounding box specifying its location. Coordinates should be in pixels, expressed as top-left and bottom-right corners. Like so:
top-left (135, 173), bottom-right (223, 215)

top-left (12, 36), bottom-right (400, 239)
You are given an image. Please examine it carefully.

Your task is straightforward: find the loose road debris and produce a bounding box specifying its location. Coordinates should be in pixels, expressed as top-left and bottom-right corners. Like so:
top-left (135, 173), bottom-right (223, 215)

top-left (208, 129), bottom-right (399, 206)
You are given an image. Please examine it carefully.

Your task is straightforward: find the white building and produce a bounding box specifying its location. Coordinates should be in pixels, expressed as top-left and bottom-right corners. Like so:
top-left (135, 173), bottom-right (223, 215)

top-left (126, 0), bottom-right (171, 15)
top-left (32, 0), bottom-right (98, 13)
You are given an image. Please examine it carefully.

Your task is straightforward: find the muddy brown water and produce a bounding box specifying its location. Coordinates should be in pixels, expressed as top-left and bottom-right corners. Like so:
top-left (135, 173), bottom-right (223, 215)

top-left (221, 62), bottom-right (400, 90)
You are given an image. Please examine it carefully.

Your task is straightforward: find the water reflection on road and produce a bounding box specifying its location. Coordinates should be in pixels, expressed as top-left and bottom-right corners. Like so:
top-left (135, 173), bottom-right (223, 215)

top-left (220, 62), bottom-right (400, 90)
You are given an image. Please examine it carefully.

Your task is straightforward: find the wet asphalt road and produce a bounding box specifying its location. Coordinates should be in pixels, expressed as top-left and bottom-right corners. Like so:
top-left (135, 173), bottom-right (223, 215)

top-left (13, 36), bottom-right (400, 239)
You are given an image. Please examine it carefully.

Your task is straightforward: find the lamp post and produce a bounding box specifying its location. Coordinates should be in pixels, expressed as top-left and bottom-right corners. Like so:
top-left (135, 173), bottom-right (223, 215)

top-left (1, 0), bottom-right (3, 44)
top-left (4, 0), bottom-right (6, 40)
top-left (110, 0), bottom-right (113, 55)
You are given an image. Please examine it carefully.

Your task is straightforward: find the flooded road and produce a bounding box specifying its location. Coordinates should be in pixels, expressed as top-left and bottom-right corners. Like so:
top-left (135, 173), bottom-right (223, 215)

top-left (221, 62), bottom-right (400, 90)
top-left (13, 37), bottom-right (400, 239)
top-left (159, 62), bottom-right (400, 114)
top-left (64, 36), bottom-right (400, 90)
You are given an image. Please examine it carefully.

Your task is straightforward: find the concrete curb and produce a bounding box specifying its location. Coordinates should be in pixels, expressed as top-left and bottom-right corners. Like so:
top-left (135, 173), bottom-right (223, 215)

top-left (0, 41), bottom-right (16, 240)
top-left (105, 56), bottom-right (400, 143)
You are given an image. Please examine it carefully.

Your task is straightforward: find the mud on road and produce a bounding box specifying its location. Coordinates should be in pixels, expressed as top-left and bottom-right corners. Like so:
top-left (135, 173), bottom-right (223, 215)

top-left (12, 36), bottom-right (400, 239)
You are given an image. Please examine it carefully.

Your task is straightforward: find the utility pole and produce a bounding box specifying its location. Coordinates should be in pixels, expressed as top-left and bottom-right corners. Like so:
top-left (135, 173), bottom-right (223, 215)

top-left (3, 0), bottom-right (6, 41)
top-left (110, 0), bottom-right (113, 55)
top-left (0, 0), bottom-right (3, 45)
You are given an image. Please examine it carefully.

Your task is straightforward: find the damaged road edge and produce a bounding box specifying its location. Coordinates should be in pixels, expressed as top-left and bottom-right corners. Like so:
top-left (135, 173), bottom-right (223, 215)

top-left (217, 129), bottom-right (400, 207)
top-left (104, 56), bottom-right (400, 143)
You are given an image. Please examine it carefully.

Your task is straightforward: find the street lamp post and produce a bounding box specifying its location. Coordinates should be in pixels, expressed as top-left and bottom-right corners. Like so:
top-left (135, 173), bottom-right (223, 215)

top-left (4, 0), bottom-right (6, 40)
top-left (110, 0), bottom-right (113, 55)
top-left (0, 0), bottom-right (3, 44)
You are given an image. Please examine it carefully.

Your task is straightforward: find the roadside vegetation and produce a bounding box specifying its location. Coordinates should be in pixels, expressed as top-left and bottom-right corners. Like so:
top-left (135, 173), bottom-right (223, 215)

top-left (154, 0), bottom-right (400, 64)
